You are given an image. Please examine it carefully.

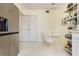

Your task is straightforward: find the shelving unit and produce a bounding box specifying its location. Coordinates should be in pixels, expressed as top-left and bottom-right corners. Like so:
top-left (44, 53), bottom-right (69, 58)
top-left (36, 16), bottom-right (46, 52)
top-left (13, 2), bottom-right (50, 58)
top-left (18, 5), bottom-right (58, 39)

top-left (63, 3), bottom-right (77, 55)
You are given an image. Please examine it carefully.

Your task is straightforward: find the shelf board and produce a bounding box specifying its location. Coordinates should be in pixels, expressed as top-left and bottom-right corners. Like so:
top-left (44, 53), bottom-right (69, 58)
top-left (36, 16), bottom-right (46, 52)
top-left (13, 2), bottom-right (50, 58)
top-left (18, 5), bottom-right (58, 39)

top-left (66, 39), bottom-right (72, 41)
top-left (64, 48), bottom-right (72, 54)
top-left (64, 4), bottom-right (77, 13)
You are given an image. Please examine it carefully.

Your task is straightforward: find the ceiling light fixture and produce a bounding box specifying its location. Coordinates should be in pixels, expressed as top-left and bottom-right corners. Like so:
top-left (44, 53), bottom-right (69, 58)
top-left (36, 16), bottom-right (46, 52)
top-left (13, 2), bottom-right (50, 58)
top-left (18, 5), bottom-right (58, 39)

top-left (51, 3), bottom-right (55, 5)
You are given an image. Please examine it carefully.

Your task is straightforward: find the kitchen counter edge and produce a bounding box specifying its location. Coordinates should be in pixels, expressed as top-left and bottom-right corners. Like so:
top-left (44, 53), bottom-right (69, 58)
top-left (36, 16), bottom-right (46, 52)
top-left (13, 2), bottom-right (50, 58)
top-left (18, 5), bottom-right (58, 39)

top-left (0, 32), bottom-right (19, 36)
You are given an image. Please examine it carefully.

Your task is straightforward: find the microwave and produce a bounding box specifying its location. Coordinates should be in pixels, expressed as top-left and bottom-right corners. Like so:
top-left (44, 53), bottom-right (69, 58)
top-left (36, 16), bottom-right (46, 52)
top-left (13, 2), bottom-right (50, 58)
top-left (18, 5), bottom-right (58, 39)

top-left (0, 16), bottom-right (8, 32)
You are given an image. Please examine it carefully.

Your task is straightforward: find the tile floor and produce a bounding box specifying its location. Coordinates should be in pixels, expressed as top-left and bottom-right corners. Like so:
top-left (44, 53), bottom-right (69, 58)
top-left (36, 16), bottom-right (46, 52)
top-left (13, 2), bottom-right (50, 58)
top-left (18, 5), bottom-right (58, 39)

top-left (18, 41), bottom-right (70, 56)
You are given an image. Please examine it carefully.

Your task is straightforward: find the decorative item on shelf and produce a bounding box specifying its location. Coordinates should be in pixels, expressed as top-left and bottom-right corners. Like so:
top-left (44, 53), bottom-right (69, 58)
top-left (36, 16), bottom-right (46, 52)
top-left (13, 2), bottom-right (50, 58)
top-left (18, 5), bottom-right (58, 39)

top-left (67, 3), bottom-right (73, 8)
top-left (70, 17), bottom-right (77, 29)
top-left (65, 3), bottom-right (77, 13)
top-left (74, 12), bottom-right (77, 16)
top-left (73, 4), bottom-right (77, 11)
top-left (64, 39), bottom-right (72, 53)
top-left (65, 33), bottom-right (72, 39)
top-left (62, 15), bottom-right (71, 25)
top-left (67, 26), bottom-right (75, 30)
top-left (67, 3), bottom-right (73, 12)
top-left (68, 16), bottom-right (72, 20)
top-left (71, 18), bottom-right (77, 25)
top-left (64, 20), bottom-right (67, 25)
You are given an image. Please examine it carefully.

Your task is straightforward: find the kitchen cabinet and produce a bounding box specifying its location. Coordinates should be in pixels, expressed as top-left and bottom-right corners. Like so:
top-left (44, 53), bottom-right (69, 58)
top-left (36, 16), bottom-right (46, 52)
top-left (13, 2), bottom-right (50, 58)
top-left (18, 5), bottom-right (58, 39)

top-left (0, 35), bottom-right (9, 56)
top-left (0, 3), bottom-right (19, 56)
top-left (72, 33), bottom-right (79, 56)
top-left (0, 32), bottom-right (19, 56)
top-left (14, 34), bottom-right (19, 55)
top-left (8, 4), bottom-right (19, 32)
top-left (0, 3), bottom-right (19, 32)
top-left (10, 34), bottom-right (19, 56)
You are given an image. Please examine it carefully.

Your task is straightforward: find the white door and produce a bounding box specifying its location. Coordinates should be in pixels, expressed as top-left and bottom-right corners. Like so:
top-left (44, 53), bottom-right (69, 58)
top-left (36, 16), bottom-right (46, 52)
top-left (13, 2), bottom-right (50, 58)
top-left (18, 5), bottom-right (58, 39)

top-left (20, 16), bottom-right (29, 41)
top-left (29, 15), bottom-right (37, 41)
top-left (20, 15), bottom-right (37, 41)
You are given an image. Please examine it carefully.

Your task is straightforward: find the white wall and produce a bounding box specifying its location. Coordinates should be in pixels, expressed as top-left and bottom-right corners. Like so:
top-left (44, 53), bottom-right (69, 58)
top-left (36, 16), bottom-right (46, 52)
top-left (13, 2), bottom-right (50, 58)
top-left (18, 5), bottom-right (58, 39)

top-left (19, 4), bottom-right (68, 46)
top-left (19, 9), bottom-right (59, 42)
top-left (53, 5), bottom-right (68, 46)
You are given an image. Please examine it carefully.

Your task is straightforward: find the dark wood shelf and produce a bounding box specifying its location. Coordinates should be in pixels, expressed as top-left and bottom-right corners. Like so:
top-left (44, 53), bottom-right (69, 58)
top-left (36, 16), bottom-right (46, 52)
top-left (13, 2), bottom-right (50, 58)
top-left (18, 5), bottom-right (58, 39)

top-left (0, 32), bottom-right (19, 36)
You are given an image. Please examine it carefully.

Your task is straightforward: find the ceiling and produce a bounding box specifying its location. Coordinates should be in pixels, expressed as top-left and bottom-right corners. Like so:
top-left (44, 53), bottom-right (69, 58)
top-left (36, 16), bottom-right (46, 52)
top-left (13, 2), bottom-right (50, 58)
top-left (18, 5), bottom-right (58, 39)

top-left (14, 3), bottom-right (67, 10)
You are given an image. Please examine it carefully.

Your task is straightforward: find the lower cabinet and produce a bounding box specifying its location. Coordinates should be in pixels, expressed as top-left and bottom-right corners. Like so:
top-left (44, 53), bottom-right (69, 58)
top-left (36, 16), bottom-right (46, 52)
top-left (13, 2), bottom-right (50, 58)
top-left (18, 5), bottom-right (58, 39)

top-left (0, 33), bottom-right (19, 56)
top-left (0, 35), bottom-right (9, 56)
top-left (72, 33), bottom-right (79, 56)
top-left (10, 34), bottom-right (19, 56)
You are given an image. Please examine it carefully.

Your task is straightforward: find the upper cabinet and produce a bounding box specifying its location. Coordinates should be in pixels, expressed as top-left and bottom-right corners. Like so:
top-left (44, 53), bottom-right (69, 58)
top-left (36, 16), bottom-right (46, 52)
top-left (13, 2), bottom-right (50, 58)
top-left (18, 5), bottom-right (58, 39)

top-left (0, 3), bottom-right (19, 32)
top-left (8, 4), bottom-right (19, 32)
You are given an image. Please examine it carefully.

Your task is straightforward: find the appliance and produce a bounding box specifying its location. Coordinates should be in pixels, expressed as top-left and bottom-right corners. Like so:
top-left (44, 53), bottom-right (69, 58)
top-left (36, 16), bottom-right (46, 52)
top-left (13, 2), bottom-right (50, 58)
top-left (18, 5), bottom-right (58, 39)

top-left (0, 16), bottom-right (8, 32)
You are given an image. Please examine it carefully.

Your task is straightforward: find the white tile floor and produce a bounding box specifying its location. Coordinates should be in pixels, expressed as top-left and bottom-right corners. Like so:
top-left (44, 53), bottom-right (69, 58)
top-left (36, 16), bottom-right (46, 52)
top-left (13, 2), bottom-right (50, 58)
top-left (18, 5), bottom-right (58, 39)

top-left (18, 41), bottom-right (70, 56)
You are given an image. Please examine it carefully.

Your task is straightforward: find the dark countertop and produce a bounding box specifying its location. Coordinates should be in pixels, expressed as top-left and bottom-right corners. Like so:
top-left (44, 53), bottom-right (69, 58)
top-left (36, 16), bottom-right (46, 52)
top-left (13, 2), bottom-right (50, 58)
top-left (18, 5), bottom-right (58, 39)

top-left (0, 32), bottom-right (19, 36)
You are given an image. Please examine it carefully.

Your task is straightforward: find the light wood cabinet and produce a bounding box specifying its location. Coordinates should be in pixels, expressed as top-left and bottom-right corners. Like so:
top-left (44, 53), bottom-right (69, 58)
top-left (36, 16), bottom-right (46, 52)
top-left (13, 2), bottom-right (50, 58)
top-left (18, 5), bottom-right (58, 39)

top-left (14, 34), bottom-right (19, 55)
top-left (0, 35), bottom-right (9, 56)
top-left (0, 3), bottom-right (19, 56)
top-left (10, 34), bottom-right (19, 56)
top-left (0, 3), bottom-right (19, 32)
top-left (0, 33), bottom-right (19, 56)
top-left (8, 4), bottom-right (19, 32)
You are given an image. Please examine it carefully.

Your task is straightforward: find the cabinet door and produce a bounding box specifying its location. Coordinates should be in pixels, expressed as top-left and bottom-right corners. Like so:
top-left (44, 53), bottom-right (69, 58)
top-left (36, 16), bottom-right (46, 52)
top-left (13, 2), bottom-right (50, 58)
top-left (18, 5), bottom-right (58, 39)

top-left (0, 35), bottom-right (9, 56)
top-left (8, 4), bottom-right (19, 32)
top-left (72, 40), bottom-right (79, 56)
top-left (72, 34), bottom-right (79, 56)
top-left (14, 34), bottom-right (19, 56)
top-left (10, 34), bottom-right (19, 56)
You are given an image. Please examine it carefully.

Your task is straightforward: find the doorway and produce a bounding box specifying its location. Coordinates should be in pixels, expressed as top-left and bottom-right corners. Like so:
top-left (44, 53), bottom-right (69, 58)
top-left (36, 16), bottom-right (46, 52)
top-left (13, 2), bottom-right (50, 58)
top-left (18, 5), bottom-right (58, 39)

top-left (20, 15), bottom-right (38, 42)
